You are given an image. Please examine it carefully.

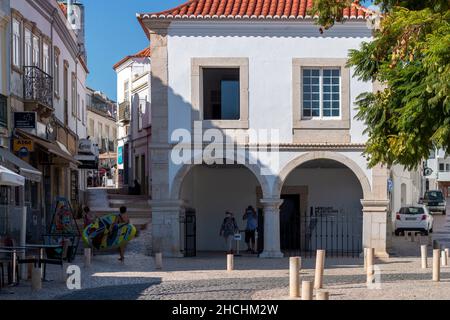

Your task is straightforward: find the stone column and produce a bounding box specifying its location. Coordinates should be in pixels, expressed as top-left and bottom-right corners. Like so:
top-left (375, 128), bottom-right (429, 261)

top-left (150, 200), bottom-right (184, 258)
top-left (259, 198), bottom-right (284, 258)
top-left (361, 199), bottom-right (390, 258)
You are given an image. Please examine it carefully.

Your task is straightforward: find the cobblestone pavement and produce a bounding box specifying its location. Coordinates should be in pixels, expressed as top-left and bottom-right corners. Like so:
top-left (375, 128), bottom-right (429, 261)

top-left (2, 202), bottom-right (450, 300)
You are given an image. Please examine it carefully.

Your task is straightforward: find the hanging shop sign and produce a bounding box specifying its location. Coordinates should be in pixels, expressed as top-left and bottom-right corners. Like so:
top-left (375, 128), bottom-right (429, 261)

top-left (14, 112), bottom-right (37, 129)
top-left (13, 139), bottom-right (34, 158)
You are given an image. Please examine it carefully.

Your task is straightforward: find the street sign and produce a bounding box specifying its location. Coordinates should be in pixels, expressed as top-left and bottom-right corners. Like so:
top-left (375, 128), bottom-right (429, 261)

top-left (234, 233), bottom-right (242, 241)
top-left (387, 179), bottom-right (394, 192)
top-left (13, 112), bottom-right (36, 129)
top-left (423, 167), bottom-right (434, 177)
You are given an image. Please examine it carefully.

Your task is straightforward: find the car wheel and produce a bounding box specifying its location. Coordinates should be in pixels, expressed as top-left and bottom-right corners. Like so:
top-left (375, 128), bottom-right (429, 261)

top-left (443, 210), bottom-right (446, 215)
top-left (430, 228), bottom-right (433, 233)
top-left (394, 230), bottom-right (400, 236)
top-left (423, 230), bottom-right (429, 236)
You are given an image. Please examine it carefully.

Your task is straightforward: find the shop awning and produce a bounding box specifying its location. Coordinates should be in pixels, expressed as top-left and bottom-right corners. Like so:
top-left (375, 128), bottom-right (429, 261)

top-left (75, 154), bottom-right (98, 169)
top-left (0, 165), bottom-right (25, 186)
top-left (0, 147), bottom-right (42, 182)
top-left (99, 152), bottom-right (117, 160)
top-left (17, 129), bottom-right (81, 166)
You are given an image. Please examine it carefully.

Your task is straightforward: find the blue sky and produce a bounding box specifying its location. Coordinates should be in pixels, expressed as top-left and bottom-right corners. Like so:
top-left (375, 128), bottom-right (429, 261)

top-left (84, 0), bottom-right (185, 100)
top-left (84, 0), bottom-right (374, 101)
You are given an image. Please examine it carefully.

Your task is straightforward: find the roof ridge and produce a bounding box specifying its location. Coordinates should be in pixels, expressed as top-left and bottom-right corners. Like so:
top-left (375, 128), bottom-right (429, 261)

top-left (138, 0), bottom-right (372, 20)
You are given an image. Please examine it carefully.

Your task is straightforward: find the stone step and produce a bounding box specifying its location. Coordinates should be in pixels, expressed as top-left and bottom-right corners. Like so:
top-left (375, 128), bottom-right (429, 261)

top-left (90, 208), bottom-right (151, 219)
top-left (109, 199), bottom-right (150, 209)
top-left (107, 194), bottom-right (150, 201)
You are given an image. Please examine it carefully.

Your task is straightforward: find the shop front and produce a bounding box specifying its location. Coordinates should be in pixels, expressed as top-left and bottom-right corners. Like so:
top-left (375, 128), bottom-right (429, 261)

top-left (15, 129), bottom-right (81, 230)
top-left (0, 146), bottom-right (41, 245)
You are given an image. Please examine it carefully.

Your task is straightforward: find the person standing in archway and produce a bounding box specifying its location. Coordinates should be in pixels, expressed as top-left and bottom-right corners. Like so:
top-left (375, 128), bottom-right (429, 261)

top-left (220, 211), bottom-right (239, 254)
top-left (243, 206), bottom-right (258, 254)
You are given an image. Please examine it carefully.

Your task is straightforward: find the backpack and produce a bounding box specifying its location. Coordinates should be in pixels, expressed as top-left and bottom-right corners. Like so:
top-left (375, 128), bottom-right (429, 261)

top-left (222, 217), bottom-right (237, 235)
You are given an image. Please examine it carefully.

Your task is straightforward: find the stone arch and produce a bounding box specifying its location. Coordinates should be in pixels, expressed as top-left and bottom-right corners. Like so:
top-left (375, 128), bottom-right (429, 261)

top-left (170, 154), bottom-right (272, 200)
top-left (273, 151), bottom-right (372, 199)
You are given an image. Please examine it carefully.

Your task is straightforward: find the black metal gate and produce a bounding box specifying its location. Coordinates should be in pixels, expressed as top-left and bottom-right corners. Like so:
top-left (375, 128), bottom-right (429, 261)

top-left (284, 210), bottom-right (363, 258)
top-left (259, 206), bottom-right (363, 258)
top-left (184, 209), bottom-right (196, 257)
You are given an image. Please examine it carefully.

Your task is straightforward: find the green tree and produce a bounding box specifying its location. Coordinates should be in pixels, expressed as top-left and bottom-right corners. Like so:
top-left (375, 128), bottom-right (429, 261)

top-left (311, 0), bottom-right (450, 170)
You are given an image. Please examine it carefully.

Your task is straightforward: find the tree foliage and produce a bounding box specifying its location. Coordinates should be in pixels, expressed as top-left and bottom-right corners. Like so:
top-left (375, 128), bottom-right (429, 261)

top-left (310, 1), bottom-right (450, 170)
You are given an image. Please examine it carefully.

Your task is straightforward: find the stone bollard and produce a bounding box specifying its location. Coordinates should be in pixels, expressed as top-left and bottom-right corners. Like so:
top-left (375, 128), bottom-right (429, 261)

top-left (31, 267), bottom-right (42, 291)
top-left (61, 262), bottom-right (69, 283)
top-left (314, 250), bottom-right (326, 289)
top-left (227, 254), bottom-right (234, 272)
top-left (428, 235), bottom-right (433, 246)
top-left (155, 252), bottom-right (163, 270)
top-left (446, 249), bottom-right (450, 263)
top-left (289, 257), bottom-right (300, 298)
top-left (301, 281), bottom-right (313, 300)
top-left (441, 250), bottom-right (448, 267)
top-left (433, 240), bottom-right (440, 250)
top-left (433, 249), bottom-right (440, 282)
top-left (363, 248), bottom-right (368, 271)
top-left (27, 256), bottom-right (35, 280)
top-left (410, 232), bottom-right (415, 242)
top-left (84, 248), bottom-right (92, 268)
top-left (316, 291), bottom-right (329, 300)
top-left (421, 245), bottom-right (428, 269)
top-left (366, 248), bottom-right (375, 284)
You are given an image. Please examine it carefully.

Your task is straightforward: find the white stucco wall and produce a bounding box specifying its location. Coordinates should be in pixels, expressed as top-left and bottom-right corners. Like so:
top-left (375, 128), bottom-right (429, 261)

top-left (165, 21), bottom-right (374, 193)
top-left (10, 0), bottom-right (87, 138)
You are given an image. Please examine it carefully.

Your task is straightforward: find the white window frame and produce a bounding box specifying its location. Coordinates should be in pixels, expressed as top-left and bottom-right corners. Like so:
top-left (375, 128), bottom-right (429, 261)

top-left (12, 19), bottom-right (21, 68)
top-left (302, 67), bottom-right (342, 120)
top-left (54, 49), bottom-right (60, 96)
top-left (43, 43), bottom-right (50, 74)
top-left (124, 80), bottom-right (129, 102)
top-left (32, 34), bottom-right (40, 68)
top-left (24, 28), bottom-right (32, 66)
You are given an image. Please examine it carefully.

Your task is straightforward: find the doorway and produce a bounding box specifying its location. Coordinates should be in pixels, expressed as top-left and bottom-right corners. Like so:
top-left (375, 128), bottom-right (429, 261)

top-left (280, 194), bottom-right (301, 253)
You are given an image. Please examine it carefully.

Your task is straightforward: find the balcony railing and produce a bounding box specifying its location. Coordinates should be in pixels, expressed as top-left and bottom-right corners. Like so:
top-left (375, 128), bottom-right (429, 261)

top-left (118, 101), bottom-right (130, 122)
top-left (23, 66), bottom-right (53, 109)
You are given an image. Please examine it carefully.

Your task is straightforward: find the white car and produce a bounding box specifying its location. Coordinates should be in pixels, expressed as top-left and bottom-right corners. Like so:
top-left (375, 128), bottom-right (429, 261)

top-left (394, 205), bottom-right (434, 236)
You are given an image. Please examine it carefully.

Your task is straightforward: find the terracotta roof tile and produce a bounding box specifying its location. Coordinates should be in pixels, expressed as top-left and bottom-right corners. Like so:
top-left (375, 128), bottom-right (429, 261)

top-left (113, 47), bottom-right (151, 70)
top-left (138, 0), bottom-right (373, 20)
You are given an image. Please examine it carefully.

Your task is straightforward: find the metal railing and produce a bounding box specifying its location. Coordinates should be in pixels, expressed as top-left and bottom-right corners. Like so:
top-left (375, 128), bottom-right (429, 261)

top-left (23, 66), bottom-right (53, 109)
top-left (118, 101), bottom-right (130, 122)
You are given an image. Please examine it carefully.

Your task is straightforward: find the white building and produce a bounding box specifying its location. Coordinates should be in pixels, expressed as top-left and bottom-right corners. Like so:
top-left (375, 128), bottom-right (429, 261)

top-left (114, 48), bottom-right (151, 194)
top-left (138, 0), bottom-right (421, 258)
top-left (426, 149), bottom-right (450, 198)
top-left (85, 87), bottom-right (117, 186)
top-left (0, 0), bottom-right (10, 148)
top-left (9, 0), bottom-right (88, 229)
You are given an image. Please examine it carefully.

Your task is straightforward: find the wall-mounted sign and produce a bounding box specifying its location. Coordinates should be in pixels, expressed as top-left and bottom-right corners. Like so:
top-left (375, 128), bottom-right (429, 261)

top-left (14, 112), bottom-right (37, 129)
top-left (118, 146), bottom-right (123, 165)
top-left (423, 167), bottom-right (433, 177)
top-left (13, 139), bottom-right (34, 154)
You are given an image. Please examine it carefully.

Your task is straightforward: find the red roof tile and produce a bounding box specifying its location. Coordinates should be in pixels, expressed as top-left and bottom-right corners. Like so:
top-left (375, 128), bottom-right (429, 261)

top-left (138, 0), bottom-right (372, 20)
top-left (113, 47), bottom-right (151, 70)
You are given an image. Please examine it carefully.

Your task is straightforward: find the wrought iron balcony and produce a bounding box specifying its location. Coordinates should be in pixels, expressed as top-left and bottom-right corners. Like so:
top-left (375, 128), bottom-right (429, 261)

top-left (23, 66), bottom-right (53, 112)
top-left (118, 101), bottom-right (130, 123)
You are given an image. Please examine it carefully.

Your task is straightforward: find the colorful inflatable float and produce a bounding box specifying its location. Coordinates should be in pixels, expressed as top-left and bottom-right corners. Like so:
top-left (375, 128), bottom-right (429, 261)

top-left (82, 214), bottom-right (137, 250)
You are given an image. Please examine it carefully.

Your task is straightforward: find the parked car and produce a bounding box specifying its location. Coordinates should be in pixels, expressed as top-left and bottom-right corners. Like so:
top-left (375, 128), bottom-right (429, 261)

top-left (394, 205), bottom-right (434, 236)
top-left (421, 190), bottom-right (447, 215)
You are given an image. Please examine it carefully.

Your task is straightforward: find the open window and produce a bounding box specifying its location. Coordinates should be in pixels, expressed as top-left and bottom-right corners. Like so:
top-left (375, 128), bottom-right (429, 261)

top-left (202, 68), bottom-right (240, 120)
top-left (192, 58), bottom-right (248, 129)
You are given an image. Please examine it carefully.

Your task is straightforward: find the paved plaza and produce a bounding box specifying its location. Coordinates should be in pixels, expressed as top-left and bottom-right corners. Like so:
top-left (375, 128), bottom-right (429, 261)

top-left (1, 211), bottom-right (449, 300)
